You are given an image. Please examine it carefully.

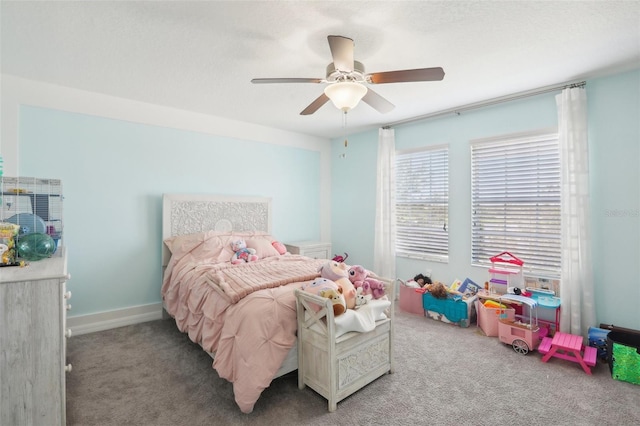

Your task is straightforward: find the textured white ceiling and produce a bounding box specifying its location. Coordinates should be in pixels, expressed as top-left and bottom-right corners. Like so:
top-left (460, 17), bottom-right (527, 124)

top-left (2, 1), bottom-right (639, 139)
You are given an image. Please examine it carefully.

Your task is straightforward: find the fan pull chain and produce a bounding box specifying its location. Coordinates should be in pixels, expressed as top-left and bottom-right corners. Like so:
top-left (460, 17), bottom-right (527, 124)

top-left (343, 111), bottom-right (348, 146)
top-left (339, 111), bottom-right (348, 159)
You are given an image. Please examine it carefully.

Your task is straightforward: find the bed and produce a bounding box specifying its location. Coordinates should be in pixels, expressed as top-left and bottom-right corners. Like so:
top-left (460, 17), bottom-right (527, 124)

top-left (161, 194), bottom-right (327, 413)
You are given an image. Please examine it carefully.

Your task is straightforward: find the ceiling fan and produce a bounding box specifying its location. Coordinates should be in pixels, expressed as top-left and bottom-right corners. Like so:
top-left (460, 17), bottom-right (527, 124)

top-left (251, 35), bottom-right (445, 115)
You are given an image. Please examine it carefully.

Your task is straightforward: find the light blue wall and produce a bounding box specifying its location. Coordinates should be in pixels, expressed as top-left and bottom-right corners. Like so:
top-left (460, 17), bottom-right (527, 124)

top-left (18, 106), bottom-right (322, 316)
top-left (331, 129), bottom-right (380, 264)
top-left (332, 69), bottom-right (640, 329)
top-left (588, 70), bottom-right (640, 329)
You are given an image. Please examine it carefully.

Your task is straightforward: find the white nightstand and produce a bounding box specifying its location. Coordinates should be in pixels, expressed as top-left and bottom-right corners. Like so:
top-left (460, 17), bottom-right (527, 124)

top-left (284, 241), bottom-right (332, 259)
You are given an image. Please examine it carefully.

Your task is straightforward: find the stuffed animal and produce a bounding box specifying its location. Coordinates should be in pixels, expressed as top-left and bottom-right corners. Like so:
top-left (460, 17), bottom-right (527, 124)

top-left (348, 265), bottom-right (386, 299)
top-left (319, 288), bottom-right (347, 316)
top-left (347, 265), bottom-right (368, 288)
top-left (362, 276), bottom-right (386, 299)
top-left (301, 277), bottom-right (346, 316)
top-left (354, 287), bottom-right (372, 307)
top-left (230, 238), bottom-right (258, 264)
top-left (318, 260), bottom-right (357, 309)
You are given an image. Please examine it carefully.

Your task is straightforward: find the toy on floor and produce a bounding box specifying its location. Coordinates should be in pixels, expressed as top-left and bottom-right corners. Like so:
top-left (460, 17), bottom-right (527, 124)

top-left (424, 281), bottom-right (448, 299)
top-left (403, 273), bottom-right (432, 289)
top-left (413, 273), bottom-right (432, 287)
top-left (497, 294), bottom-right (543, 355)
top-left (539, 332), bottom-right (597, 375)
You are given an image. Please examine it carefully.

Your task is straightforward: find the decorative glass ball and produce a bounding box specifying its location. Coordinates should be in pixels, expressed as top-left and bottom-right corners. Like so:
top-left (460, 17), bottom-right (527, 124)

top-left (17, 232), bottom-right (57, 261)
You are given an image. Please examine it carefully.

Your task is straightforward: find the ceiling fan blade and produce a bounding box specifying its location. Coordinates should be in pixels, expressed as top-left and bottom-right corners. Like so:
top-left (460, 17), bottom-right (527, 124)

top-left (300, 93), bottom-right (330, 115)
top-left (328, 35), bottom-right (354, 73)
top-left (362, 88), bottom-right (395, 114)
top-left (368, 67), bottom-right (445, 84)
top-left (251, 78), bottom-right (324, 84)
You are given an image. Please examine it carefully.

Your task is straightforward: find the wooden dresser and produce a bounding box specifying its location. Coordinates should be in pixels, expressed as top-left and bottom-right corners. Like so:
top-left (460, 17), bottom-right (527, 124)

top-left (1, 247), bottom-right (71, 426)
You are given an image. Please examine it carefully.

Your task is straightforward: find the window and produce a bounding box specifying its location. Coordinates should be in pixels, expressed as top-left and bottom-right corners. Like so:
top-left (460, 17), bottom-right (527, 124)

top-left (395, 146), bottom-right (449, 262)
top-left (471, 131), bottom-right (561, 276)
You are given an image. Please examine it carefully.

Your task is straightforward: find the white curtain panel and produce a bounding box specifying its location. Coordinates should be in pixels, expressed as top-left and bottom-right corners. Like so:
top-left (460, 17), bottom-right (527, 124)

top-left (556, 87), bottom-right (596, 337)
top-left (373, 128), bottom-right (396, 280)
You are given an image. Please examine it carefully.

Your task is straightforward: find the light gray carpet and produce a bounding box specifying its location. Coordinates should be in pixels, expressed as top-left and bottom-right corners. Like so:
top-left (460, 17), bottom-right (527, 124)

top-left (66, 303), bottom-right (640, 425)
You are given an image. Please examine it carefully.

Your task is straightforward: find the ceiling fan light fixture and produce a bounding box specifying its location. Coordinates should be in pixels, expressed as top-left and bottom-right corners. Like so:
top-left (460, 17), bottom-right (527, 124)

top-left (324, 81), bottom-right (368, 112)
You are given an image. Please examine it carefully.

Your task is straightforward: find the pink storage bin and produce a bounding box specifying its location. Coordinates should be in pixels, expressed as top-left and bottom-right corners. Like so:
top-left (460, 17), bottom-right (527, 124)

top-left (477, 300), bottom-right (515, 337)
top-left (399, 281), bottom-right (425, 315)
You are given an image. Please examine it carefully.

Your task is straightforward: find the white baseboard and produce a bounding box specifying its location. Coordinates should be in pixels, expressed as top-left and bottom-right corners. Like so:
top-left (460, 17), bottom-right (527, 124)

top-left (67, 302), bottom-right (165, 336)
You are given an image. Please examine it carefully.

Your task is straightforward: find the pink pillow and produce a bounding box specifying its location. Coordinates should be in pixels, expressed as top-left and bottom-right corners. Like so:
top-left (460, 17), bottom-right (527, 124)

top-left (164, 231), bottom-right (242, 264)
top-left (272, 241), bottom-right (287, 255)
top-left (246, 237), bottom-right (280, 258)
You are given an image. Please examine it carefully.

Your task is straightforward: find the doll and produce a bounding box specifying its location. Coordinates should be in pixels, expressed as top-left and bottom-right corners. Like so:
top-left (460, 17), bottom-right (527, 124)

top-left (413, 273), bottom-right (432, 288)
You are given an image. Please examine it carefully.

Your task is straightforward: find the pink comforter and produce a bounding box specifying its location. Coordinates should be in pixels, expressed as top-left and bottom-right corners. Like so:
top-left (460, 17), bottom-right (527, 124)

top-left (162, 253), bottom-right (325, 413)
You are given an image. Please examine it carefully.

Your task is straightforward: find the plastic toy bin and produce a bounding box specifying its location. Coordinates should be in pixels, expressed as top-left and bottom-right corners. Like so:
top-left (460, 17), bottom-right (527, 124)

top-left (399, 284), bottom-right (424, 315)
top-left (606, 331), bottom-right (640, 386)
top-left (477, 301), bottom-right (515, 337)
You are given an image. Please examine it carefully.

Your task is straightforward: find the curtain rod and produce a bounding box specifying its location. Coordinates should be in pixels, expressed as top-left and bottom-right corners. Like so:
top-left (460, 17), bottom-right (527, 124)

top-left (385, 80), bottom-right (586, 128)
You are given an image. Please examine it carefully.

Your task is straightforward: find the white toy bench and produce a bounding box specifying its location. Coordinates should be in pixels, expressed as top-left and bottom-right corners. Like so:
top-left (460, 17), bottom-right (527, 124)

top-left (295, 278), bottom-right (395, 411)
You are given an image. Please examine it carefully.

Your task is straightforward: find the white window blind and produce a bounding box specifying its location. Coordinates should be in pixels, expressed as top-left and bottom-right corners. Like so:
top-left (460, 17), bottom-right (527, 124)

top-left (395, 146), bottom-right (449, 261)
top-left (471, 132), bottom-right (561, 276)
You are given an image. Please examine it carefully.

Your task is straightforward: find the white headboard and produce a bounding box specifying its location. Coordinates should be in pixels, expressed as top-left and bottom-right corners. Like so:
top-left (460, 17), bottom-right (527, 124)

top-left (162, 194), bottom-right (272, 267)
